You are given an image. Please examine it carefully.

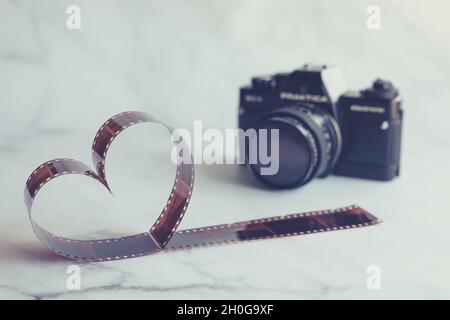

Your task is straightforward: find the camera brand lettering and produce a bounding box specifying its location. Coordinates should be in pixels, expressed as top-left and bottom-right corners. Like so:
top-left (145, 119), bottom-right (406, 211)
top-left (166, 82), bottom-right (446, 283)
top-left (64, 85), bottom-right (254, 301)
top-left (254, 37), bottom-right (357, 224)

top-left (280, 92), bottom-right (329, 103)
top-left (244, 95), bottom-right (263, 103)
top-left (350, 105), bottom-right (385, 114)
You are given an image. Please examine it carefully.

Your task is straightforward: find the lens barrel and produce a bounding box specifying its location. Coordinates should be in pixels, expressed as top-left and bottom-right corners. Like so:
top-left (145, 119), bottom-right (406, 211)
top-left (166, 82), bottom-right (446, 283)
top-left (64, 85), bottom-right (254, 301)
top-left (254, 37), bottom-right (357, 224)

top-left (250, 105), bottom-right (342, 188)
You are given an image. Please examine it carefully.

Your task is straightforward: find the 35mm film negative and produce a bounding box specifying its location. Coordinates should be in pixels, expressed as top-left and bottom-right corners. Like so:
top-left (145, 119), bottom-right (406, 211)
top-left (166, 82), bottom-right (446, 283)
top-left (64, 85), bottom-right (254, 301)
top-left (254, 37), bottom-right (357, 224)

top-left (24, 111), bottom-right (380, 262)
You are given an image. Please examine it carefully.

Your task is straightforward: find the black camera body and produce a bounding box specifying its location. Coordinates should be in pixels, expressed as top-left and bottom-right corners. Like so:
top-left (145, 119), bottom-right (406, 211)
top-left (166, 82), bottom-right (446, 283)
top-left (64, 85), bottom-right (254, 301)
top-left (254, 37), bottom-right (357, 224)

top-left (239, 64), bottom-right (403, 188)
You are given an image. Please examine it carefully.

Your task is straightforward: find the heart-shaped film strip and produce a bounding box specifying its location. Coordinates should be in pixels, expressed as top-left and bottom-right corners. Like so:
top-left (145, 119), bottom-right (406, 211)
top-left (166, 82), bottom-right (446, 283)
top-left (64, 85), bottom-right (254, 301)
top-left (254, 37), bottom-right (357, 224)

top-left (24, 111), bottom-right (380, 262)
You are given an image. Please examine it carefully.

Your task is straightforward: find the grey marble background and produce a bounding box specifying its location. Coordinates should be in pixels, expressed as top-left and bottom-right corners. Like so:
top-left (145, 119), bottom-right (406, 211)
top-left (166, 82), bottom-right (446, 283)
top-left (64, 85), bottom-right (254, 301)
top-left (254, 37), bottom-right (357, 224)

top-left (1, 0), bottom-right (450, 299)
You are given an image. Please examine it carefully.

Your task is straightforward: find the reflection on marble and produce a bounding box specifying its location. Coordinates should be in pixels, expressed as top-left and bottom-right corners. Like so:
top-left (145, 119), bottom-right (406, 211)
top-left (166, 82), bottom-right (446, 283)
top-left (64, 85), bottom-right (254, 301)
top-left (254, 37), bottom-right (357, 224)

top-left (1, 0), bottom-right (450, 299)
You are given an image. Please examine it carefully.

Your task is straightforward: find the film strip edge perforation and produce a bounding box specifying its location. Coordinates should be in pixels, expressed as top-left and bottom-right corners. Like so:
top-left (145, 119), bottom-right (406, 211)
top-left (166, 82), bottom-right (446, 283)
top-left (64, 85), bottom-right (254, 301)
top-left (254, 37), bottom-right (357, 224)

top-left (24, 111), bottom-right (380, 262)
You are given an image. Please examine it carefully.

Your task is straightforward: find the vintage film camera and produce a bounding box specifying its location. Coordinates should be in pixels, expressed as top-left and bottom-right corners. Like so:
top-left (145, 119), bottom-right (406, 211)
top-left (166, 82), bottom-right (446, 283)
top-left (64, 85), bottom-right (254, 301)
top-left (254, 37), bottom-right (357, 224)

top-left (239, 64), bottom-right (403, 188)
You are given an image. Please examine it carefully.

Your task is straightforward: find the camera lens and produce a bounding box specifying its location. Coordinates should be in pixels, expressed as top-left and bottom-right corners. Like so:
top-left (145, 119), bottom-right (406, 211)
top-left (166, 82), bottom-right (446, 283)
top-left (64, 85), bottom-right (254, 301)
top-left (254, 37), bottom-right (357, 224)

top-left (249, 105), bottom-right (342, 188)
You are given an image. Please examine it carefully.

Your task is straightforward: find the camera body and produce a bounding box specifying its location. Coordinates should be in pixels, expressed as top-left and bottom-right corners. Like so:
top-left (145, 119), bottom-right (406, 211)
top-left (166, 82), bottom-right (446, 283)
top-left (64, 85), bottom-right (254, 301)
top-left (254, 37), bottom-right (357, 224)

top-left (239, 64), bottom-right (403, 188)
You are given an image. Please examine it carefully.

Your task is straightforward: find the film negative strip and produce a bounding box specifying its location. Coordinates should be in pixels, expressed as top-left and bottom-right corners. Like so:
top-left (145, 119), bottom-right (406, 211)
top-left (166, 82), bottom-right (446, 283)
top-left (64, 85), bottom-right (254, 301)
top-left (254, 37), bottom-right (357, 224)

top-left (24, 111), bottom-right (380, 262)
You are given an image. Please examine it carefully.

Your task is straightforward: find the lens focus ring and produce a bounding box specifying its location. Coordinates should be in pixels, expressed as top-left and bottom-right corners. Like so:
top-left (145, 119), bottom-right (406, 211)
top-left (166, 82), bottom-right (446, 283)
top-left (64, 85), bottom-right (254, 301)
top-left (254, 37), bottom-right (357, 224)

top-left (250, 104), bottom-right (342, 188)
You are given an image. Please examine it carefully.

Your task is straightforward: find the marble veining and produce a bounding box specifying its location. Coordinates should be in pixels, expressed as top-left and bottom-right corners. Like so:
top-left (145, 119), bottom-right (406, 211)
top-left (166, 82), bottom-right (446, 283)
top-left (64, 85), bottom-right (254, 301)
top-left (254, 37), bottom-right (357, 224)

top-left (1, 0), bottom-right (450, 299)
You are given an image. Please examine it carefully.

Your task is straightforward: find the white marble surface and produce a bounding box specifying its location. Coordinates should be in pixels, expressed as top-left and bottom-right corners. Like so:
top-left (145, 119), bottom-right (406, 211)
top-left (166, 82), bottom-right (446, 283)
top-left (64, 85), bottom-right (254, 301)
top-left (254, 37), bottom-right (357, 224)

top-left (1, 0), bottom-right (450, 299)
